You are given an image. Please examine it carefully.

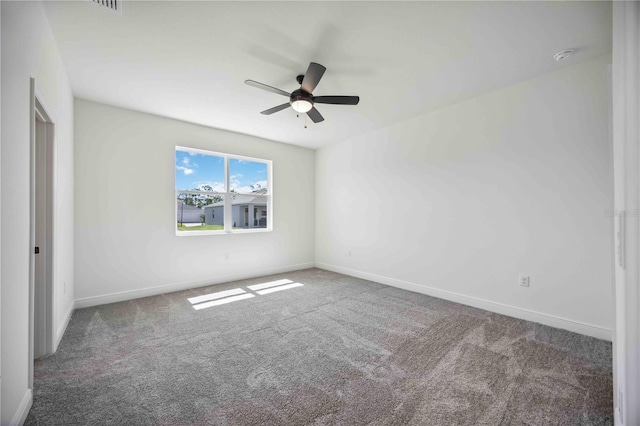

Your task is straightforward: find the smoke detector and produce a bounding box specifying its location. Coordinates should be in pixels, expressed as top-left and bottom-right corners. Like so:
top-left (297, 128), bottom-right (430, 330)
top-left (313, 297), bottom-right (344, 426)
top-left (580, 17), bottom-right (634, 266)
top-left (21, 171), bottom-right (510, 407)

top-left (553, 49), bottom-right (574, 62)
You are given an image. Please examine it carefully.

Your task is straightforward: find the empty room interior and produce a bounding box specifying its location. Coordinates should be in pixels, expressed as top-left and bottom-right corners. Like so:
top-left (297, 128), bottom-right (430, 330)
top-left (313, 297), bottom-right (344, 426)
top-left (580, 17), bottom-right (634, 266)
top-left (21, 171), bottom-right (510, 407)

top-left (2, 0), bottom-right (640, 425)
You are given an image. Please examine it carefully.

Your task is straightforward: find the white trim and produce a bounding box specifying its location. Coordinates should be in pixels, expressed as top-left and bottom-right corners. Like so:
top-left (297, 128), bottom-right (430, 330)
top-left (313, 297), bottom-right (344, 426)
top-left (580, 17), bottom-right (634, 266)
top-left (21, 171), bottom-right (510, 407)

top-left (54, 301), bottom-right (75, 352)
top-left (29, 78), bottom-right (36, 389)
top-left (74, 262), bottom-right (315, 309)
top-left (315, 262), bottom-right (612, 341)
top-left (224, 149), bottom-right (231, 233)
top-left (612, 2), bottom-right (640, 424)
top-left (176, 228), bottom-right (273, 237)
top-left (10, 389), bottom-right (32, 426)
top-left (0, 0), bottom-right (2, 417)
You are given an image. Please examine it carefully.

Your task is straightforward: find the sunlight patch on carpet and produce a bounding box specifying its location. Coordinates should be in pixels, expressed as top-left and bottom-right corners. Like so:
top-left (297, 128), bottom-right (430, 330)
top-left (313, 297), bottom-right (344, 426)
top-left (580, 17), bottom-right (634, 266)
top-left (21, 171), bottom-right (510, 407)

top-left (189, 278), bottom-right (305, 310)
top-left (188, 288), bottom-right (246, 305)
top-left (247, 279), bottom-right (294, 291)
top-left (256, 282), bottom-right (304, 295)
top-left (192, 293), bottom-right (255, 310)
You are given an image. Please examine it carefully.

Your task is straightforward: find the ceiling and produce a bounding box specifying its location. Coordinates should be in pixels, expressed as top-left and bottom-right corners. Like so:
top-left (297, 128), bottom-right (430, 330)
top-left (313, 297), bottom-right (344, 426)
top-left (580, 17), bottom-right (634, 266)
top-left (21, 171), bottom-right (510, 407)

top-left (42, 1), bottom-right (612, 149)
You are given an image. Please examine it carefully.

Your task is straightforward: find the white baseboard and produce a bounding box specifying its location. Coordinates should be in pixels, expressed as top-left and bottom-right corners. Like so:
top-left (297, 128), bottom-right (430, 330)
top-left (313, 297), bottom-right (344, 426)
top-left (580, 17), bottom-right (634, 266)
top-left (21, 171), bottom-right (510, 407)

top-left (55, 301), bottom-right (75, 351)
top-left (315, 262), bottom-right (612, 341)
top-left (75, 262), bottom-right (315, 309)
top-left (10, 388), bottom-right (32, 426)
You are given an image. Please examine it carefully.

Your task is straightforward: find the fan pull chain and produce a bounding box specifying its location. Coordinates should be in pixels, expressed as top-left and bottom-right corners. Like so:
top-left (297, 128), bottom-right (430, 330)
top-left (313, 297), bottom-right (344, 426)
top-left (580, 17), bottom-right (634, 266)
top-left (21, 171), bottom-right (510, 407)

top-left (304, 114), bottom-right (308, 129)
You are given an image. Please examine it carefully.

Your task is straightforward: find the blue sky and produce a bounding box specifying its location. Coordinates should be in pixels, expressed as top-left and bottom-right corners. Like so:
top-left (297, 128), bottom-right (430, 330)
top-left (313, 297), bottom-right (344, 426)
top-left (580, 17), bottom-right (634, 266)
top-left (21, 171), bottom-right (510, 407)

top-left (175, 149), bottom-right (268, 193)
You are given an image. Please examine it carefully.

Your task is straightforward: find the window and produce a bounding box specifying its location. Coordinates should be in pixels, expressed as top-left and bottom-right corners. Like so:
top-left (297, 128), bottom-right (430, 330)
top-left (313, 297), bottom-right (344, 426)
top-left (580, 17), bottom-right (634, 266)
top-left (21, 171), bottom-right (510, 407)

top-left (175, 146), bottom-right (271, 235)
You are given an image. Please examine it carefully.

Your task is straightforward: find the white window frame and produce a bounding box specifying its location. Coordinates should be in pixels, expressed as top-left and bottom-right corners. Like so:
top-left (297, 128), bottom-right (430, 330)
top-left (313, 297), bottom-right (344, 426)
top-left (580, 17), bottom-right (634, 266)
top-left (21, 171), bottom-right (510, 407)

top-left (175, 146), bottom-right (273, 236)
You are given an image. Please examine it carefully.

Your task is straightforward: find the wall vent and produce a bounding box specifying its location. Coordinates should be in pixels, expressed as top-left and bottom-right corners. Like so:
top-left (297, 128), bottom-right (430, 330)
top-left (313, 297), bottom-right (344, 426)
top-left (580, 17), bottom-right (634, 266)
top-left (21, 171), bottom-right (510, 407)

top-left (91, 0), bottom-right (121, 14)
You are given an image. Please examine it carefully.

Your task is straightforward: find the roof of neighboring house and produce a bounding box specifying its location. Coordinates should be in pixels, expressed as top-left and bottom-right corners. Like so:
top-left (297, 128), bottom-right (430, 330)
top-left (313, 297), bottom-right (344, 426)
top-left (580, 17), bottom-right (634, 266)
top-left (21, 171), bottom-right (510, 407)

top-left (203, 193), bottom-right (267, 208)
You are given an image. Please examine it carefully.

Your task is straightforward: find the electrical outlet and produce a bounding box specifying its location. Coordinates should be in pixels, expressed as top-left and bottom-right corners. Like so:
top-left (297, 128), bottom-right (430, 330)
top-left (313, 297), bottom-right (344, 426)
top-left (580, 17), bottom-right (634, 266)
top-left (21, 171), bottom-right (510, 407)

top-left (348, 250), bottom-right (352, 257)
top-left (519, 275), bottom-right (530, 287)
top-left (224, 253), bottom-right (230, 261)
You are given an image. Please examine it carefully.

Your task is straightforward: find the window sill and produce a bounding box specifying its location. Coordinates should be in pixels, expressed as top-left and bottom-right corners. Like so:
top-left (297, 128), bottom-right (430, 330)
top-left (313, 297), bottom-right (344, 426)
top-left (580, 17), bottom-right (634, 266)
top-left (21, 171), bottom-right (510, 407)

top-left (176, 228), bottom-right (273, 237)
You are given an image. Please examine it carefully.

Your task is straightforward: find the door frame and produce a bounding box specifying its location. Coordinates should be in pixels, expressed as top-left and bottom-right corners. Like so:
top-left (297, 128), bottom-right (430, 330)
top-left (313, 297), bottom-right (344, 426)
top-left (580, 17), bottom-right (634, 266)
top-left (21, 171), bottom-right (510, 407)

top-left (612, 2), bottom-right (640, 424)
top-left (29, 78), bottom-right (56, 386)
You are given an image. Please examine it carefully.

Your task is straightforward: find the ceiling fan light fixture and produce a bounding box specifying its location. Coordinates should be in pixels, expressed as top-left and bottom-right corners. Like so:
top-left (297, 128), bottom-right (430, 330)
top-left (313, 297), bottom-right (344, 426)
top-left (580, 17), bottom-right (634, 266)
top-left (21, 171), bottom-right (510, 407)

top-left (291, 98), bottom-right (313, 113)
top-left (246, 62), bottom-right (358, 124)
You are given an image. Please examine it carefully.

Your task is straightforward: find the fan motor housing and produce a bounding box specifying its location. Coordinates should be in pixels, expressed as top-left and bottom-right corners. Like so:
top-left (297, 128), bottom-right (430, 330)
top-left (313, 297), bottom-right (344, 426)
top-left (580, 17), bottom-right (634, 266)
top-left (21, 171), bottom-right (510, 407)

top-left (290, 89), bottom-right (313, 106)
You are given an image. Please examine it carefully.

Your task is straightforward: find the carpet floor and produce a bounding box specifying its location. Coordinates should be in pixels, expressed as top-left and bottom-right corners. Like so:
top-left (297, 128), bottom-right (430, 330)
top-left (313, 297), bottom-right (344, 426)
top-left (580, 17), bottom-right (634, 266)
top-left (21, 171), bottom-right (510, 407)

top-left (26, 268), bottom-right (613, 425)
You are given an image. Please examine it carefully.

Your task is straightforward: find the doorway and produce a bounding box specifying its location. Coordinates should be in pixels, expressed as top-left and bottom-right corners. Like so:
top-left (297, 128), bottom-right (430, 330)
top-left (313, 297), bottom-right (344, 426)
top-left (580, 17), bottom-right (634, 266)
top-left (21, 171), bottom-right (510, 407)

top-left (29, 79), bottom-right (55, 382)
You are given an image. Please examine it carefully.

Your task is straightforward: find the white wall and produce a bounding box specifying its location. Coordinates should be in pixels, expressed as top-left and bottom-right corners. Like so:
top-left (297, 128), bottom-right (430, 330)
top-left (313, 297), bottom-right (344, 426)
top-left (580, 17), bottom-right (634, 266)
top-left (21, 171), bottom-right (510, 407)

top-left (316, 56), bottom-right (613, 339)
top-left (1, 1), bottom-right (75, 424)
top-left (74, 100), bottom-right (315, 305)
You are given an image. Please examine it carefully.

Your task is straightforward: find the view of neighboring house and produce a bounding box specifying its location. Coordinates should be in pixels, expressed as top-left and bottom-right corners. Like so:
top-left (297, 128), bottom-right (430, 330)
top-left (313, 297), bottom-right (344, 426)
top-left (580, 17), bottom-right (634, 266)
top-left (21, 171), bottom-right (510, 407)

top-left (204, 193), bottom-right (267, 228)
top-left (176, 201), bottom-right (203, 224)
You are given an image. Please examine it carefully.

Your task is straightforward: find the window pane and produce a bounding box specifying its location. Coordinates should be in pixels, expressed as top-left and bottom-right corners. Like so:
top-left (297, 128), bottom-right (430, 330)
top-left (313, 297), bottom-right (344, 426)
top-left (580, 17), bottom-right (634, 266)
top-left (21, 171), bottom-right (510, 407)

top-left (229, 158), bottom-right (269, 195)
top-left (175, 149), bottom-right (225, 192)
top-left (229, 194), bottom-right (268, 229)
top-left (177, 193), bottom-right (224, 231)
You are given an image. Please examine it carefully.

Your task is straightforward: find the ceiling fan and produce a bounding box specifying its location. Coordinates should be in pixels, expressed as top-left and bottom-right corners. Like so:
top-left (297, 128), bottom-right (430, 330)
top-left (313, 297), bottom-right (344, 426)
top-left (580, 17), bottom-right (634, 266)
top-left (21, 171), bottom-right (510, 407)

top-left (245, 62), bottom-right (360, 124)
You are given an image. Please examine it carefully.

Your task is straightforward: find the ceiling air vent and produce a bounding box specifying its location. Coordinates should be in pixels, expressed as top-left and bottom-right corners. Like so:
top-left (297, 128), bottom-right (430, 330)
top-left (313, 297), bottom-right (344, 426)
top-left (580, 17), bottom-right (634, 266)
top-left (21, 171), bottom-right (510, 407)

top-left (91, 0), bottom-right (121, 14)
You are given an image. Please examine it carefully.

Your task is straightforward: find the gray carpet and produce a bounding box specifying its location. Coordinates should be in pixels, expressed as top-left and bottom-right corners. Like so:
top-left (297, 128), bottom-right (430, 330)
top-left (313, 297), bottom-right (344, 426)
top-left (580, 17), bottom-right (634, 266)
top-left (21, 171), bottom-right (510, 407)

top-left (26, 268), bottom-right (613, 425)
